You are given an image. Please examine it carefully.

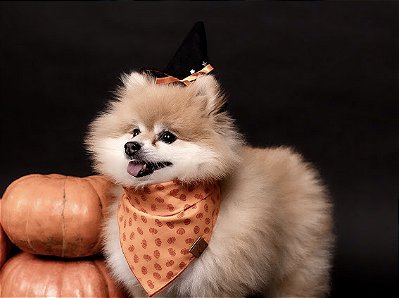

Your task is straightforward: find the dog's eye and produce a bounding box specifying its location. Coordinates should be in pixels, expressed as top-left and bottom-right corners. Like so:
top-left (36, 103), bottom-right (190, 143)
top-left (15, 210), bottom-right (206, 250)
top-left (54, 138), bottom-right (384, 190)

top-left (159, 131), bottom-right (176, 144)
top-left (132, 128), bottom-right (141, 137)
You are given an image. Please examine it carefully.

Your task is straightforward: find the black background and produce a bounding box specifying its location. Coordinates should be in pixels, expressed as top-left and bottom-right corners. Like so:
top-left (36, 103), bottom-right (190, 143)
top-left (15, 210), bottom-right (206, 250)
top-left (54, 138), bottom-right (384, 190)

top-left (0, 2), bottom-right (397, 297)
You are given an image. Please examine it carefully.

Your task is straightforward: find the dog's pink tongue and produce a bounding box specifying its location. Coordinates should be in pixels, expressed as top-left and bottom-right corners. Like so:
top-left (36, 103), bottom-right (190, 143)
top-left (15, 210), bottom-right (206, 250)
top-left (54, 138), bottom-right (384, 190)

top-left (127, 162), bottom-right (144, 177)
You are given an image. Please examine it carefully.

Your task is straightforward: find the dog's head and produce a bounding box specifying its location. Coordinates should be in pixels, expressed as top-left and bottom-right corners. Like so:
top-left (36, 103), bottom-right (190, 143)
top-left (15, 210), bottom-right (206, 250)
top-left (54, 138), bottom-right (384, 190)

top-left (86, 72), bottom-right (243, 187)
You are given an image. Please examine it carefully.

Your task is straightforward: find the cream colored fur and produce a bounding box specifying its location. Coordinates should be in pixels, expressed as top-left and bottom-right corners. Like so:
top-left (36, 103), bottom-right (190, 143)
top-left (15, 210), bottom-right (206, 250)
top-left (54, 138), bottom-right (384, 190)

top-left (86, 73), bottom-right (333, 297)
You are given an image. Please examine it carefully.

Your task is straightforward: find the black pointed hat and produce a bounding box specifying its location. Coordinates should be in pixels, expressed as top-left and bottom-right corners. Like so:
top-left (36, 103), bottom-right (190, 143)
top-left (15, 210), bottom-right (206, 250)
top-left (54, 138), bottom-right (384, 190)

top-left (144, 22), bottom-right (213, 86)
top-left (164, 21), bottom-right (209, 79)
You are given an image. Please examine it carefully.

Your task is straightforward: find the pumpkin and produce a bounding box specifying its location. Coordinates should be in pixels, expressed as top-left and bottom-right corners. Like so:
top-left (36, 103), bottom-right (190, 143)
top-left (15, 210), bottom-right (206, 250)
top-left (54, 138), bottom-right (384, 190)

top-left (0, 200), bottom-right (13, 268)
top-left (1, 174), bottom-right (115, 258)
top-left (0, 252), bottom-right (125, 297)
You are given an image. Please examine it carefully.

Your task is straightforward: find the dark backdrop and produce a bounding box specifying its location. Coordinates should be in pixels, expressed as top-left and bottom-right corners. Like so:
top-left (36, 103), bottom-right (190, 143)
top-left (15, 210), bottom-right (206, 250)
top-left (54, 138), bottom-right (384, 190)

top-left (0, 2), bottom-right (397, 297)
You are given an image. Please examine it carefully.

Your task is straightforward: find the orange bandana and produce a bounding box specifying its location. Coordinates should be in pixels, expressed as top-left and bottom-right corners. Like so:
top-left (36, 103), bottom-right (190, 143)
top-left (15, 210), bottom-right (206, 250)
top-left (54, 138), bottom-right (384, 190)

top-left (118, 180), bottom-right (221, 296)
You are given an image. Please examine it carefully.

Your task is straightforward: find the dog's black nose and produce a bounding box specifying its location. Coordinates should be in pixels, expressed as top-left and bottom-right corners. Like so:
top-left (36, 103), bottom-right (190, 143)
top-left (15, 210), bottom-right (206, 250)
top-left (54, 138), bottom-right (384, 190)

top-left (124, 141), bottom-right (141, 157)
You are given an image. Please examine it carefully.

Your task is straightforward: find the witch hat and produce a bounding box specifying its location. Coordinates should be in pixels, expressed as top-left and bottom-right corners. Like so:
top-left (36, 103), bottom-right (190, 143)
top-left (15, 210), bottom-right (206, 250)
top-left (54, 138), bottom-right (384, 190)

top-left (144, 22), bottom-right (214, 86)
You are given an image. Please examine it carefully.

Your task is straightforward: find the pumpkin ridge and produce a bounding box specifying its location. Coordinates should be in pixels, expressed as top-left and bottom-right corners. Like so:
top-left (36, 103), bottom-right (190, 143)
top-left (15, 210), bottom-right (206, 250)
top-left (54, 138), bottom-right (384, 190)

top-left (61, 176), bottom-right (67, 258)
top-left (24, 198), bottom-right (36, 255)
top-left (85, 176), bottom-right (115, 253)
top-left (4, 253), bottom-right (19, 293)
top-left (92, 259), bottom-right (110, 296)
top-left (85, 177), bottom-right (104, 213)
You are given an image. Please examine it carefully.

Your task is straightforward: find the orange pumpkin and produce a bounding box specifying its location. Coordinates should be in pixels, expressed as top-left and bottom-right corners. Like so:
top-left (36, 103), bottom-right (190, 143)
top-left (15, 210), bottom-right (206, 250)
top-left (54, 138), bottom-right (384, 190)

top-left (0, 200), bottom-right (13, 268)
top-left (1, 174), bottom-right (115, 258)
top-left (0, 252), bottom-right (125, 297)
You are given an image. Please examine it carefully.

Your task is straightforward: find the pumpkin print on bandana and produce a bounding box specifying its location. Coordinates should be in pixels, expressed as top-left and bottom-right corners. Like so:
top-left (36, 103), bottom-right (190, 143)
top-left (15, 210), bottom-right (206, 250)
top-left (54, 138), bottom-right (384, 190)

top-left (118, 180), bottom-right (220, 297)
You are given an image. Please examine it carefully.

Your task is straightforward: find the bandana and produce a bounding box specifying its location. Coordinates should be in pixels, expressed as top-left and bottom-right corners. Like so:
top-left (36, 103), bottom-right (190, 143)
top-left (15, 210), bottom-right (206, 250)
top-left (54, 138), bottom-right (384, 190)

top-left (117, 180), bottom-right (221, 296)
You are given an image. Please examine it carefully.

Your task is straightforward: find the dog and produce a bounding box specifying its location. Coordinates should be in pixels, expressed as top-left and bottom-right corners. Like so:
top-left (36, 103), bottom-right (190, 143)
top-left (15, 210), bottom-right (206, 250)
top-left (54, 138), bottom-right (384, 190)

top-left (86, 71), bottom-right (333, 297)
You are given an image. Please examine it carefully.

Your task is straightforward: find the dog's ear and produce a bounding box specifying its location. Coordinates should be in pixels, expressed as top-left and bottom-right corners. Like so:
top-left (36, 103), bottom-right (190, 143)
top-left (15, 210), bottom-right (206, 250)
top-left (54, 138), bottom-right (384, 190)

top-left (121, 71), bottom-right (152, 90)
top-left (189, 75), bottom-right (225, 114)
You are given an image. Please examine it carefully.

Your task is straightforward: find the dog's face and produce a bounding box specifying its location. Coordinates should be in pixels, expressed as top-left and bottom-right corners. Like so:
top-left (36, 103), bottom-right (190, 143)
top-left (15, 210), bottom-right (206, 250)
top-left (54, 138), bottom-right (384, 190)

top-left (86, 72), bottom-right (242, 187)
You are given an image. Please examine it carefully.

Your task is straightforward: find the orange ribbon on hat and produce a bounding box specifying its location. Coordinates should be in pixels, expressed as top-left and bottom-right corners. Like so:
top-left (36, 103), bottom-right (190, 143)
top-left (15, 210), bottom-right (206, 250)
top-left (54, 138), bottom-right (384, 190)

top-left (118, 180), bottom-right (221, 296)
top-left (155, 64), bottom-right (214, 86)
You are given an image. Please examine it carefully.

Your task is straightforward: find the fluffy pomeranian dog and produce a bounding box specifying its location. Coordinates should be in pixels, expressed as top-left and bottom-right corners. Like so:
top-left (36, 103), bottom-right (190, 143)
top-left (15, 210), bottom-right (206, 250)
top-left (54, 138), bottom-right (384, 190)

top-left (86, 72), bottom-right (333, 297)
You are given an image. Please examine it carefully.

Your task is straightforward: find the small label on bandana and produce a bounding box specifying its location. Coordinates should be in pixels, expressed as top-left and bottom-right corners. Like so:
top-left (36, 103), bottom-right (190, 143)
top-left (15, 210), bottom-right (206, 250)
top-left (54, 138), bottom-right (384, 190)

top-left (189, 236), bottom-right (208, 258)
top-left (118, 180), bottom-right (220, 296)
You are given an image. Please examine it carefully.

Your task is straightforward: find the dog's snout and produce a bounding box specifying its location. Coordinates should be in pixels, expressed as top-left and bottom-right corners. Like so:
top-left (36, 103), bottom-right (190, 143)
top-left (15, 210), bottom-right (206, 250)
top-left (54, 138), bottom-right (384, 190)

top-left (124, 141), bottom-right (142, 157)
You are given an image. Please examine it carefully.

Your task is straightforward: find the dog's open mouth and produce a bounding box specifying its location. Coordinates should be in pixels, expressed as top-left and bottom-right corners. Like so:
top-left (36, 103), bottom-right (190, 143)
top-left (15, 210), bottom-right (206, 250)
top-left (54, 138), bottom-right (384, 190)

top-left (127, 161), bottom-right (172, 178)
